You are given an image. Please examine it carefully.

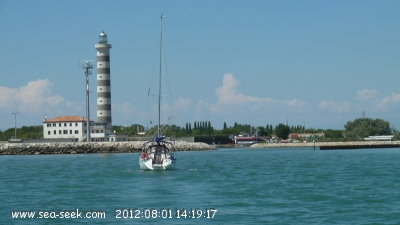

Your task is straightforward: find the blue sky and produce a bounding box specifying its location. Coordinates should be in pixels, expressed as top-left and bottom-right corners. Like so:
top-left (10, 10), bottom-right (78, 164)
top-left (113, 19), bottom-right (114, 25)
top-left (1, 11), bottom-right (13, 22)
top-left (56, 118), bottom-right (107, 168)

top-left (1, 0), bottom-right (400, 131)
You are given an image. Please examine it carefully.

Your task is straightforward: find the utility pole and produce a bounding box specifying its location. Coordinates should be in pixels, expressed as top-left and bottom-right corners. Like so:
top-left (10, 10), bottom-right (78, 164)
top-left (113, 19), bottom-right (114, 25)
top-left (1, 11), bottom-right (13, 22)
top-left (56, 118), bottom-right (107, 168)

top-left (11, 112), bottom-right (20, 139)
top-left (313, 129), bottom-right (316, 150)
top-left (81, 60), bottom-right (93, 142)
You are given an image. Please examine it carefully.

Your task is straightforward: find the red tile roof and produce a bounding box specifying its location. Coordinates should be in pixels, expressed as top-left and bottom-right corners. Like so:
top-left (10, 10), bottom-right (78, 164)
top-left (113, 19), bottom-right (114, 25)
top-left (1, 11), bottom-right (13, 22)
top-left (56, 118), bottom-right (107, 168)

top-left (44, 116), bottom-right (92, 123)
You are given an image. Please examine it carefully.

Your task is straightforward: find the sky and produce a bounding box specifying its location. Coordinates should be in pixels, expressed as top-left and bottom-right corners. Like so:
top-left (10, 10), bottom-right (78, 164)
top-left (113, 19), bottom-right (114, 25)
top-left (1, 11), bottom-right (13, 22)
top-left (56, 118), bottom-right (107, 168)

top-left (1, 0), bottom-right (400, 131)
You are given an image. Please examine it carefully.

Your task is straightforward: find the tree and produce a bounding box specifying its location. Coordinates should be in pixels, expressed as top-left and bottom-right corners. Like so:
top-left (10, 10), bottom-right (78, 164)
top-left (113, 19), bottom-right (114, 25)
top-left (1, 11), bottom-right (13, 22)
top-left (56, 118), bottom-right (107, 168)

top-left (324, 129), bottom-right (343, 141)
top-left (266, 124), bottom-right (273, 134)
top-left (192, 129), bottom-right (201, 136)
top-left (393, 129), bottom-right (400, 141)
top-left (343, 117), bottom-right (392, 140)
top-left (205, 121), bottom-right (213, 135)
top-left (275, 123), bottom-right (290, 140)
top-left (223, 122), bottom-right (227, 130)
top-left (256, 126), bottom-right (266, 136)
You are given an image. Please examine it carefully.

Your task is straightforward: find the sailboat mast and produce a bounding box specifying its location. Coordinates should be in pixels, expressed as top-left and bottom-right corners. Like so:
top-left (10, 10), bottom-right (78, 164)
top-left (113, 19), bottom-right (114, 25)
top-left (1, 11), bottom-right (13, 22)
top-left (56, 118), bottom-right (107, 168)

top-left (158, 14), bottom-right (164, 137)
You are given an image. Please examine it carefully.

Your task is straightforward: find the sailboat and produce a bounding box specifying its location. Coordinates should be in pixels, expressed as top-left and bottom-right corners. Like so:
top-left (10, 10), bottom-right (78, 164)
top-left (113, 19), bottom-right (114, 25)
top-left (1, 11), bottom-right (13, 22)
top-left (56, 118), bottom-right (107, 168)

top-left (139, 15), bottom-right (177, 170)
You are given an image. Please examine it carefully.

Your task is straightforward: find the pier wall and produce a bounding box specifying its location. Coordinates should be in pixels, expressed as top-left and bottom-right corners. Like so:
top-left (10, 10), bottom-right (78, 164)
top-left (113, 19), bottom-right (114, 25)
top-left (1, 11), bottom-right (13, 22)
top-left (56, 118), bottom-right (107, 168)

top-left (252, 141), bottom-right (400, 149)
top-left (0, 141), bottom-right (215, 155)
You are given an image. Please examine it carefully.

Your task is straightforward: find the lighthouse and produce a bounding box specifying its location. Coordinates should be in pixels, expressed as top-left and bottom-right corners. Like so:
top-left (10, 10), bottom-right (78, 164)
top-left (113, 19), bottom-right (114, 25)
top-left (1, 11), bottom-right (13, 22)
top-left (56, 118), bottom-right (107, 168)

top-left (95, 31), bottom-right (112, 135)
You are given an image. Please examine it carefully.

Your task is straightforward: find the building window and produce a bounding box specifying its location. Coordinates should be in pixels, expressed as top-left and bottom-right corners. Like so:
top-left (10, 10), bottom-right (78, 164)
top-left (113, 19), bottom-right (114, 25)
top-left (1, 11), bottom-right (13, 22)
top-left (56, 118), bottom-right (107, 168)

top-left (69, 130), bottom-right (72, 134)
top-left (64, 123), bottom-right (67, 127)
top-left (75, 123), bottom-right (78, 126)
top-left (59, 130), bottom-right (62, 134)
top-left (48, 131), bottom-right (50, 135)
top-left (101, 130), bottom-right (103, 133)
top-left (54, 130), bottom-right (56, 135)
top-left (63, 130), bottom-right (68, 134)
top-left (59, 123), bottom-right (61, 127)
top-left (96, 130), bottom-right (99, 133)
top-left (53, 123), bottom-right (56, 127)
top-left (70, 123), bottom-right (72, 126)
top-left (75, 130), bottom-right (79, 134)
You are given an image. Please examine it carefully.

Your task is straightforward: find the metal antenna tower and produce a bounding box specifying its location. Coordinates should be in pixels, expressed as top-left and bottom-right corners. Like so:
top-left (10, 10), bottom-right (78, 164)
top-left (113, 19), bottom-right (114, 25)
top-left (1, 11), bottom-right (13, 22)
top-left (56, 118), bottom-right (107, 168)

top-left (81, 60), bottom-right (93, 142)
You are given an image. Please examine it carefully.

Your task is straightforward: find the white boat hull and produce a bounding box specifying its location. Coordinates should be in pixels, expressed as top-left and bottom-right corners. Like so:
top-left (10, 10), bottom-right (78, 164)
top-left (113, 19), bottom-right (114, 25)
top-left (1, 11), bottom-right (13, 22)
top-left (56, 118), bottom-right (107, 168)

top-left (139, 157), bottom-right (175, 171)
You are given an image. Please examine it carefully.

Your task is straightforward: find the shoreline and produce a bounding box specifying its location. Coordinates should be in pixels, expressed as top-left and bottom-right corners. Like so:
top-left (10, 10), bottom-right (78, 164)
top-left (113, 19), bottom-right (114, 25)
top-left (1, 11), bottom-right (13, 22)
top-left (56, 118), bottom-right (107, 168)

top-left (251, 141), bottom-right (400, 149)
top-left (0, 141), bottom-right (215, 155)
top-left (2, 140), bottom-right (399, 155)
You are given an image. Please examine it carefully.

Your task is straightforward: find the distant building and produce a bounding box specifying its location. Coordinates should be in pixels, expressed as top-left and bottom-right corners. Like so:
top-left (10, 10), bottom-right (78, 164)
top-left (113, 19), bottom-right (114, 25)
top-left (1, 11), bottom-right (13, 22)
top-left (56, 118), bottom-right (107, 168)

top-left (364, 135), bottom-right (393, 141)
top-left (43, 116), bottom-right (90, 142)
top-left (290, 133), bottom-right (325, 140)
top-left (234, 136), bottom-right (268, 146)
top-left (238, 132), bottom-right (252, 137)
top-left (43, 116), bottom-right (127, 142)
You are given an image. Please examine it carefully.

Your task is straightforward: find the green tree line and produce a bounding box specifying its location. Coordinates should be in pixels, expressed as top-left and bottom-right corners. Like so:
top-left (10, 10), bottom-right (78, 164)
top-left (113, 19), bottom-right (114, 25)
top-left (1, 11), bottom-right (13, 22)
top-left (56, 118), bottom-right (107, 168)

top-left (0, 126), bottom-right (43, 141)
top-left (2, 117), bottom-right (396, 143)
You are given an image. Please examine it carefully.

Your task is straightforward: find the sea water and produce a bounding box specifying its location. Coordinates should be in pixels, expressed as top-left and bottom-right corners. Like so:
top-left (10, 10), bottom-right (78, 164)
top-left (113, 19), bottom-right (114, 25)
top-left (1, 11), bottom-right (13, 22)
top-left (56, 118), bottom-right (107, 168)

top-left (1, 147), bottom-right (400, 224)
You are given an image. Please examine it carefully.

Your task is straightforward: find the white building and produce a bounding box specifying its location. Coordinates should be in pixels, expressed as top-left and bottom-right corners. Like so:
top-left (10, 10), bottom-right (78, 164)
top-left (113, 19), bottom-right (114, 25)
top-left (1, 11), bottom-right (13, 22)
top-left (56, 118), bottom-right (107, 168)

top-left (43, 116), bottom-right (90, 142)
top-left (43, 115), bottom-right (127, 142)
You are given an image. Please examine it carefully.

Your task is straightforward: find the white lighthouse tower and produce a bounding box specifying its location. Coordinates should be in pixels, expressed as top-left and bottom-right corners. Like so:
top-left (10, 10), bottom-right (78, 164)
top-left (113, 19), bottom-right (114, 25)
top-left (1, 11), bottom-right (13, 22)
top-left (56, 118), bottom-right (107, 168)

top-left (95, 31), bottom-right (112, 135)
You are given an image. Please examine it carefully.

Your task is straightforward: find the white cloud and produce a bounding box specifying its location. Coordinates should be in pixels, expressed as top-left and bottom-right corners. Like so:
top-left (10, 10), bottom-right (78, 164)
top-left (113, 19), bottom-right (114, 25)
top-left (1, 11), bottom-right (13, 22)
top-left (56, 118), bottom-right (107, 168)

top-left (215, 73), bottom-right (267, 104)
top-left (355, 89), bottom-right (378, 101)
top-left (0, 86), bottom-right (17, 109)
top-left (0, 79), bottom-right (65, 114)
top-left (111, 102), bottom-right (147, 125)
top-left (318, 101), bottom-right (351, 112)
top-left (351, 90), bottom-right (400, 112)
top-left (211, 73), bottom-right (307, 114)
top-left (112, 102), bottom-right (138, 116)
top-left (193, 100), bottom-right (210, 120)
top-left (374, 93), bottom-right (400, 110)
top-left (174, 97), bottom-right (191, 110)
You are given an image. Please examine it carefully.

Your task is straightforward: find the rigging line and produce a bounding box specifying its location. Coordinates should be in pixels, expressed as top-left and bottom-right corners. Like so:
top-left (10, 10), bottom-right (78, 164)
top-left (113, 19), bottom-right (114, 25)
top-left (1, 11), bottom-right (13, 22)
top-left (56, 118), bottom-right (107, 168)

top-left (148, 31), bottom-right (161, 96)
top-left (159, 38), bottom-right (173, 132)
top-left (161, 44), bottom-right (173, 130)
top-left (158, 20), bottom-right (173, 130)
top-left (162, 46), bottom-right (172, 108)
top-left (158, 14), bottom-right (164, 136)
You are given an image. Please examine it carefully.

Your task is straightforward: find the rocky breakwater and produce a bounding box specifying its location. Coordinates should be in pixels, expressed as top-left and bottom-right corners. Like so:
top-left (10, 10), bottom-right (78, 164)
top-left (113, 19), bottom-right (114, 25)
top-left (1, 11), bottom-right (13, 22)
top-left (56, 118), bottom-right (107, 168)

top-left (251, 141), bottom-right (400, 149)
top-left (0, 141), bottom-right (215, 155)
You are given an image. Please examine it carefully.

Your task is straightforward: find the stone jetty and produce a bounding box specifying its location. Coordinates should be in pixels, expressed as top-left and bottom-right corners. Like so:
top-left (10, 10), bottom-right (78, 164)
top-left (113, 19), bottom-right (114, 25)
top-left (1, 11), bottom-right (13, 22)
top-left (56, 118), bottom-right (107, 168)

top-left (251, 141), bottom-right (400, 149)
top-left (0, 141), bottom-right (215, 155)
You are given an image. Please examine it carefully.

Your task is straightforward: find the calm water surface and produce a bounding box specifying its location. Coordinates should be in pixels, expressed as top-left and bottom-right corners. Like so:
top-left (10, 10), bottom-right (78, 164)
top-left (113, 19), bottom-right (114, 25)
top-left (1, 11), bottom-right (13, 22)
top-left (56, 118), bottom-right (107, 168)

top-left (1, 147), bottom-right (400, 224)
